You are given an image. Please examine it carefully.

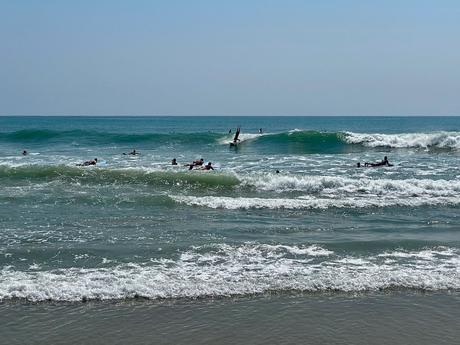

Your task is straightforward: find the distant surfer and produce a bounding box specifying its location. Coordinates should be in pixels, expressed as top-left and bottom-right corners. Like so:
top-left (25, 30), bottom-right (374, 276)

top-left (202, 162), bottom-right (214, 170)
top-left (364, 156), bottom-right (393, 167)
top-left (259, 128), bottom-right (263, 134)
top-left (22, 150), bottom-right (28, 156)
top-left (187, 158), bottom-right (204, 170)
top-left (77, 158), bottom-right (97, 166)
top-left (171, 158), bottom-right (178, 165)
top-left (230, 127), bottom-right (241, 146)
top-left (228, 129), bottom-right (232, 134)
top-left (123, 149), bottom-right (139, 155)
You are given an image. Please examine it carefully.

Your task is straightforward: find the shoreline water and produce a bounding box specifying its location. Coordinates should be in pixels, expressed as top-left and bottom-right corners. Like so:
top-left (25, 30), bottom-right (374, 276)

top-left (1, 292), bottom-right (459, 345)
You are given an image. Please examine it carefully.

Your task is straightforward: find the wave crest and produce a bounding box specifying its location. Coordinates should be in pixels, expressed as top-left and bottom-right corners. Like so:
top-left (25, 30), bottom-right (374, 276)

top-left (344, 131), bottom-right (460, 149)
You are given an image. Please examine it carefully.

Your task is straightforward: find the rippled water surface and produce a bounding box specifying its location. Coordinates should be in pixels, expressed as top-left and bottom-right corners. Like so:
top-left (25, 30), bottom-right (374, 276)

top-left (1, 116), bottom-right (459, 302)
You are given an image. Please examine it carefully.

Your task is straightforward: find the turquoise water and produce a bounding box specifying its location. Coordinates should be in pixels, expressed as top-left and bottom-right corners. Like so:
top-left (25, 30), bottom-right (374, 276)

top-left (0, 116), bottom-right (459, 301)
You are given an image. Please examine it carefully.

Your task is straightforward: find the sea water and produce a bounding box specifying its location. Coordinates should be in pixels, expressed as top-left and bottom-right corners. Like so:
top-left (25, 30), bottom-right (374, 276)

top-left (0, 116), bottom-right (459, 343)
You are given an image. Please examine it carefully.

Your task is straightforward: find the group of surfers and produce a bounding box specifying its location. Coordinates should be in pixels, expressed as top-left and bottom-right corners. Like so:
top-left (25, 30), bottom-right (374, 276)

top-left (74, 153), bottom-right (214, 170)
top-left (21, 146), bottom-right (394, 170)
top-left (172, 157), bottom-right (214, 170)
top-left (74, 154), bottom-right (391, 170)
top-left (20, 126), bottom-right (393, 169)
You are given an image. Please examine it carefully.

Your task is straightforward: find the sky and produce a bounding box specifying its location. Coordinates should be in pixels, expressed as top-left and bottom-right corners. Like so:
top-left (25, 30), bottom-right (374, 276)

top-left (0, 0), bottom-right (459, 116)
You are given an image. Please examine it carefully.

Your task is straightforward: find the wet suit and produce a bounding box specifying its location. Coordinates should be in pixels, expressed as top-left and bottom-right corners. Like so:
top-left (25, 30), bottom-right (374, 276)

top-left (232, 128), bottom-right (241, 145)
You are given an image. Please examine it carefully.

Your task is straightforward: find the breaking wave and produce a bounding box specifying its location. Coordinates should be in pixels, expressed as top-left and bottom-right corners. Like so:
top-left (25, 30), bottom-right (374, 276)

top-left (1, 244), bottom-right (458, 301)
top-left (344, 131), bottom-right (460, 150)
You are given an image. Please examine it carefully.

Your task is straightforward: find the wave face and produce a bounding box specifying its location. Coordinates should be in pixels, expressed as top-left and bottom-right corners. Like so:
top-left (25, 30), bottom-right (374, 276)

top-left (1, 244), bottom-right (458, 301)
top-left (2, 129), bottom-right (460, 151)
top-left (0, 129), bottom-right (223, 146)
top-left (1, 166), bottom-right (459, 209)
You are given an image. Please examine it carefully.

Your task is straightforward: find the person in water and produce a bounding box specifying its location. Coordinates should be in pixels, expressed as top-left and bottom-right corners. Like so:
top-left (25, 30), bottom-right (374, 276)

top-left (364, 156), bottom-right (392, 167)
top-left (233, 127), bottom-right (241, 144)
top-left (202, 162), bottom-right (214, 170)
top-left (259, 128), bottom-right (263, 134)
top-left (187, 158), bottom-right (204, 170)
top-left (123, 149), bottom-right (139, 155)
top-left (193, 158), bottom-right (204, 166)
top-left (22, 150), bottom-right (28, 156)
top-left (78, 158), bottom-right (97, 166)
top-left (171, 158), bottom-right (178, 165)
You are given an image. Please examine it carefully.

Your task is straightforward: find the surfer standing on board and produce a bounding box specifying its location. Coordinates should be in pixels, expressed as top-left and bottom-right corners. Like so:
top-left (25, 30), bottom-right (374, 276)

top-left (230, 127), bottom-right (241, 146)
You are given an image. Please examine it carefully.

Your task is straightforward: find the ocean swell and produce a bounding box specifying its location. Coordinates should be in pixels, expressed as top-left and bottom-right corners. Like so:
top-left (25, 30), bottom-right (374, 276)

top-left (2, 129), bottom-right (460, 151)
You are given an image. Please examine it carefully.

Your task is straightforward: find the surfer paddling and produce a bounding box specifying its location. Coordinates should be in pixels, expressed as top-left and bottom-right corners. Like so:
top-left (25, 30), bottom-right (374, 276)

top-left (123, 149), bottom-right (139, 155)
top-left (187, 158), bottom-right (204, 170)
top-left (363, 156), bottom-right (393, 167)
top-left (77, 158), bottom-right (98, 166)
top-left (202, 162), bottom-right (214, 170)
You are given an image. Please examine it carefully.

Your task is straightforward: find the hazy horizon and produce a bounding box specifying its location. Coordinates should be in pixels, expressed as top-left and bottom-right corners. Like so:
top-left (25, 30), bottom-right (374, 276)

top-left (1, 1), bottom-right (459, 116)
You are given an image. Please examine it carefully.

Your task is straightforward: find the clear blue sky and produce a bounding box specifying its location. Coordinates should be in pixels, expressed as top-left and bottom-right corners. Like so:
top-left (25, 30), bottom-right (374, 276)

top-left (0, 0), bottom-right (459, 115)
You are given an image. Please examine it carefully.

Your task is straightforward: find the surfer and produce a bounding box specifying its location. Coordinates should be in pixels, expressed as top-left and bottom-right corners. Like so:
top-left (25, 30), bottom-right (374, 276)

top-left (364, 156), bottom-right (393, 167)
top-left (187, 158), bottom-right (204, 170)
top-left (234, 127), bottom-right (241, 143)
top-left (193, 158), bottom-right (204, 166)
top-left (22, 150), bottom-right (28, 156)
top-left (123, 149), bottom-right (139, 155)
top-left (230, 127), bottom-right (241, 146)
top-left (259, 128), bottom-right (263, 134)
top-left (228, 129), bottom-right (232, 134)
top-left (202, 162), bottom-right (214, 170)
top-left (77, 158), bottom-right (97, 166)
top-left (171, 158), bottom-right (178, 165)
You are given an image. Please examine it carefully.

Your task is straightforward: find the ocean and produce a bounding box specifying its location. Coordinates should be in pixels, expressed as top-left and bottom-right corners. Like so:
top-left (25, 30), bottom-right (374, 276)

top-left (0, 116), bottom-right (459, 344)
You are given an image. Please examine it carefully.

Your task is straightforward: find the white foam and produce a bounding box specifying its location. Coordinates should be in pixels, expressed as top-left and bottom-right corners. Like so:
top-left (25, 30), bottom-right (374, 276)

top-left (0, 245), bottom-right (458, 301)
top-left (239, 174), bottom-right (460, 195)
top-left (172, 194), bottom-right (460, 210)
top-left (345, 131), bottom-right (460, 149)
top-left (218, 133), bottom-right (264, 145)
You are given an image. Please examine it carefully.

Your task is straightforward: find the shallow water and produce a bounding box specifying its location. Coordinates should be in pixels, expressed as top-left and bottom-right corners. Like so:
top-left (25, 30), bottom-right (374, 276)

top-left (1, 292), bottom-right (459, 345)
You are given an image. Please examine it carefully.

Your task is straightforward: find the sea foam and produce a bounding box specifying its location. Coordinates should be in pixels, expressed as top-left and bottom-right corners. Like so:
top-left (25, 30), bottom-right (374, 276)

top-left (345, 131), bottom-right (460, 149)
top-left (1, 244), bottom-right (458, 302)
